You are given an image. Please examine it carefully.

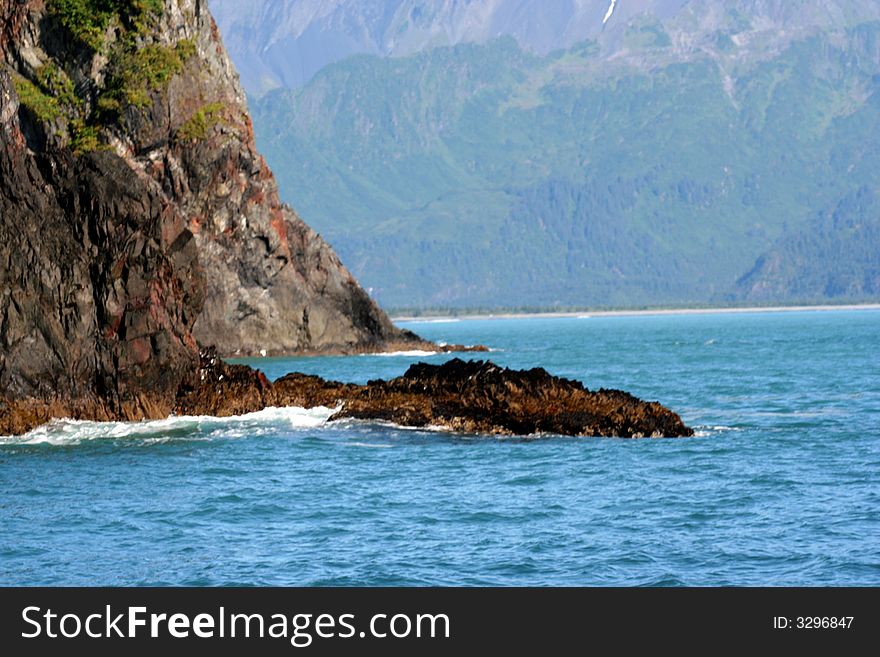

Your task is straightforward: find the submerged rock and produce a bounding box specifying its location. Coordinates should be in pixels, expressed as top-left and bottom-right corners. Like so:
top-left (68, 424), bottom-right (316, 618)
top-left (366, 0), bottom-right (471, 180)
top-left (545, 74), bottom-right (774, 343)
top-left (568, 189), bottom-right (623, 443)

top-left (175, 353), bottom-right (693, 438)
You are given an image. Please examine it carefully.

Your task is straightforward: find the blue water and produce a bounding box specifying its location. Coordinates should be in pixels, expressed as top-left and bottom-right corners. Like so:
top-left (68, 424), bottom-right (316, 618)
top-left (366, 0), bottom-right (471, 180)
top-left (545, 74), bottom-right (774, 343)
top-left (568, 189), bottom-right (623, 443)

top-left (1, 310), bottom-right (878, 586)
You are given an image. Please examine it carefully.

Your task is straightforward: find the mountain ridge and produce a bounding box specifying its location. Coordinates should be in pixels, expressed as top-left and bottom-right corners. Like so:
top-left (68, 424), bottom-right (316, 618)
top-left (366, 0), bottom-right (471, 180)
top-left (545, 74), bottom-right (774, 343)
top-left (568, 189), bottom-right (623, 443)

top-left (209, 0), bottom-right (880, 95)
top-left (245, 9), bottom-right (880, 308)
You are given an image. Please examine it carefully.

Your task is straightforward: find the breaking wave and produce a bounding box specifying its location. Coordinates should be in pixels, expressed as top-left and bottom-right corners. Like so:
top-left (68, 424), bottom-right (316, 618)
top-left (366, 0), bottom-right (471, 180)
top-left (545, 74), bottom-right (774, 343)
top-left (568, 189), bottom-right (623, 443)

top-left (0, 405), bottom-right (341, 446)
top-left (369, 350), bottom-right (441, 357)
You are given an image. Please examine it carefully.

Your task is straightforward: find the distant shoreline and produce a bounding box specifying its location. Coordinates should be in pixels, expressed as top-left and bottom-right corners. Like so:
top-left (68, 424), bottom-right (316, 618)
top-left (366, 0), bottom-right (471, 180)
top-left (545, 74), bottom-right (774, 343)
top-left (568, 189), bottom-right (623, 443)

top-left (392, 303), bottom-right (880, 322)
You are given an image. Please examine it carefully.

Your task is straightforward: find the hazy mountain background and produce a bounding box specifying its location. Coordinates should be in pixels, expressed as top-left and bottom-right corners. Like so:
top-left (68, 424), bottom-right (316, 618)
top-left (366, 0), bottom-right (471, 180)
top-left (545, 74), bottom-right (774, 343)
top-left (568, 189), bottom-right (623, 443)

top-left (210, 0), bottom-right (880, 309)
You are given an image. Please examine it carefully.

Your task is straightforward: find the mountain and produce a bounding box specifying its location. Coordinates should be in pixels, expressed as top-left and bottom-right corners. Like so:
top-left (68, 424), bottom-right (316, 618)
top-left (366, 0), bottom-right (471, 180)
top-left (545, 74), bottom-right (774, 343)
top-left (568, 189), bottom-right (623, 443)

top-left (237, 2), bottom-right (880, 309)
top-left (0, 0), bottom-right (423, 434)
top-left (210, 0), bottom-right (880, 95)
top-left (736, 187), bottom-right (880, 301)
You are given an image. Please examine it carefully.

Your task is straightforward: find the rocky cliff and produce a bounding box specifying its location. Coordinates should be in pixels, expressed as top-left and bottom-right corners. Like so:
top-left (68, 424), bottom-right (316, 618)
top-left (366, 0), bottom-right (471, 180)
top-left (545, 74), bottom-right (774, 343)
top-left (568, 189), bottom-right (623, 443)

top-left (0, 0), bottom-right (425, 433)
top-left (0, 0), bottom-right (691, 439)
top-left (2, 0), bottom-right (422, 357)
top-left (0, 68), bottom-right (204, 432)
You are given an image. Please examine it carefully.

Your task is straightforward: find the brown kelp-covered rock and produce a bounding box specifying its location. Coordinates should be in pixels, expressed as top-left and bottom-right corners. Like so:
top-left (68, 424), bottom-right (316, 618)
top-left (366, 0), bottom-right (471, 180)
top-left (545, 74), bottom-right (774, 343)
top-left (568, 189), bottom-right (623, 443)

top-left (179, 355), bottom-right (693, 438)
top-left (327, 359), bottom-right (694, 438)
top-left (173, 348), bottom-right (272, 418)
top-left (172, 348), bottom-right (356, 417)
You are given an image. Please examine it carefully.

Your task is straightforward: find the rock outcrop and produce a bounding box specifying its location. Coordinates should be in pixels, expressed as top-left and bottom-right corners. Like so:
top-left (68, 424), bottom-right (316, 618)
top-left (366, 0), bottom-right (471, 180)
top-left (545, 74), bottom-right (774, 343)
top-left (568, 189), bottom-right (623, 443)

top-left (131, 1), bottom-right (421, 356)
top-left (0, 0), bottom-right (439, 433)
top-left (0, 67), bottom-right (204, 431)
top-left (0, 1), bottom-right (690, 439)
top-left (174, 353), bottom-right (694, 438)
top-left (1, 0), bottom-right (425, 358)
top-left (322, 359), bottom-right (694, 438)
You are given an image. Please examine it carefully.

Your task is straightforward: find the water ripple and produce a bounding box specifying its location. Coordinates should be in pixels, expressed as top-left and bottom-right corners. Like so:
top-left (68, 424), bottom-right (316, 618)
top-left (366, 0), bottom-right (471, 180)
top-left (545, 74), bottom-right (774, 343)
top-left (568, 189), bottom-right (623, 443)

top-left (1, 311), bottom-right (878, 585)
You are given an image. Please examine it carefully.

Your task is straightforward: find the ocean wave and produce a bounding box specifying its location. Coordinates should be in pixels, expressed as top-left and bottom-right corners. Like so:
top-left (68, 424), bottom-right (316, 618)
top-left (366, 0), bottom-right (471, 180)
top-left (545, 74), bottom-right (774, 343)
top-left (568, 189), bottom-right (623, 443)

top-left (400, 318), bottom-right (461, 324)
top-left (691, 424), bottom-right (745, 437)
top-left (2, 406), bottom-right (702, 446)
top-left (365, 345), bottom-right (498, 356)
top-left (369, 349), bottom-right (441, 357)
top-left (0, 405), bottom-right (340, 446)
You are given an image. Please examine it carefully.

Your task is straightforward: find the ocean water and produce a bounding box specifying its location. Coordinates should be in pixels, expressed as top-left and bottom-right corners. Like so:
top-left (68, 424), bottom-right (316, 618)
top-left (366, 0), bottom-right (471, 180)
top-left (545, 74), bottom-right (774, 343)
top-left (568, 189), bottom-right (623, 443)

top-left (1, 310), bottom-right (878, 586)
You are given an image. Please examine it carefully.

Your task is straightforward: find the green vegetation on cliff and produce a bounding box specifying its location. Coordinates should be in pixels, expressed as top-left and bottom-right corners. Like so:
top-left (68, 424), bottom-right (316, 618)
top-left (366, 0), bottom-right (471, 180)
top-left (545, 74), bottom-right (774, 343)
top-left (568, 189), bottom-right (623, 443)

top-left (11, 74), bottom-right (62, 123)
top-left (98, 39), bottom-right (196, 115)
top-left (14, 1), bottom-right (199, 153)
top-left (47, 0), bottom-right (163, 50)
top-left (176, 101), bottom-right (226, 141)
top-left (13, 64), bottom-right (102, 154)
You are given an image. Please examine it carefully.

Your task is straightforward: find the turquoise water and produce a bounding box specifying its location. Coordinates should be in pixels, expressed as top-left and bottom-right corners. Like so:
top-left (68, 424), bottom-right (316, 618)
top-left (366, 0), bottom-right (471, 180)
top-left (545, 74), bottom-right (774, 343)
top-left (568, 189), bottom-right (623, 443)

top-left (1, 310), bottom-right (878, 586)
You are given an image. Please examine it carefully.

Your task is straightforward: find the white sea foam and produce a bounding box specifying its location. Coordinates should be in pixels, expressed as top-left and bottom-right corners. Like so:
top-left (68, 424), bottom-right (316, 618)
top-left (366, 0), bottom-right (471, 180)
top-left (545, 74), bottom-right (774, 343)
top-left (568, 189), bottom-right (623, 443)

top-left (400, 318), bottom-right (461, 324)
top-left (691, 424), bottom-right (743, 437)
top-left (332, 417), bottom-right (454, 435)
top-left (0, 405), bottom-right (340, 446)
top-left (370, 349), bottom-right (440, 357)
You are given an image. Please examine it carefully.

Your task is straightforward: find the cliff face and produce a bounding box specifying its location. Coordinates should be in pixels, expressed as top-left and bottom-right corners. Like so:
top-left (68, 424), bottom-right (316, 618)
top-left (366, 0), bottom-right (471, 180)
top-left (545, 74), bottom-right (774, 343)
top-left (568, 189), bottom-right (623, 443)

top-left (0, 0), bottom-right (422, 433)
top-left (121, 0), bottom-right (412, 356)
top-left (2, 0), bottom-right (416, 357)
top-left (0, 67), bottom-right (204, 431)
